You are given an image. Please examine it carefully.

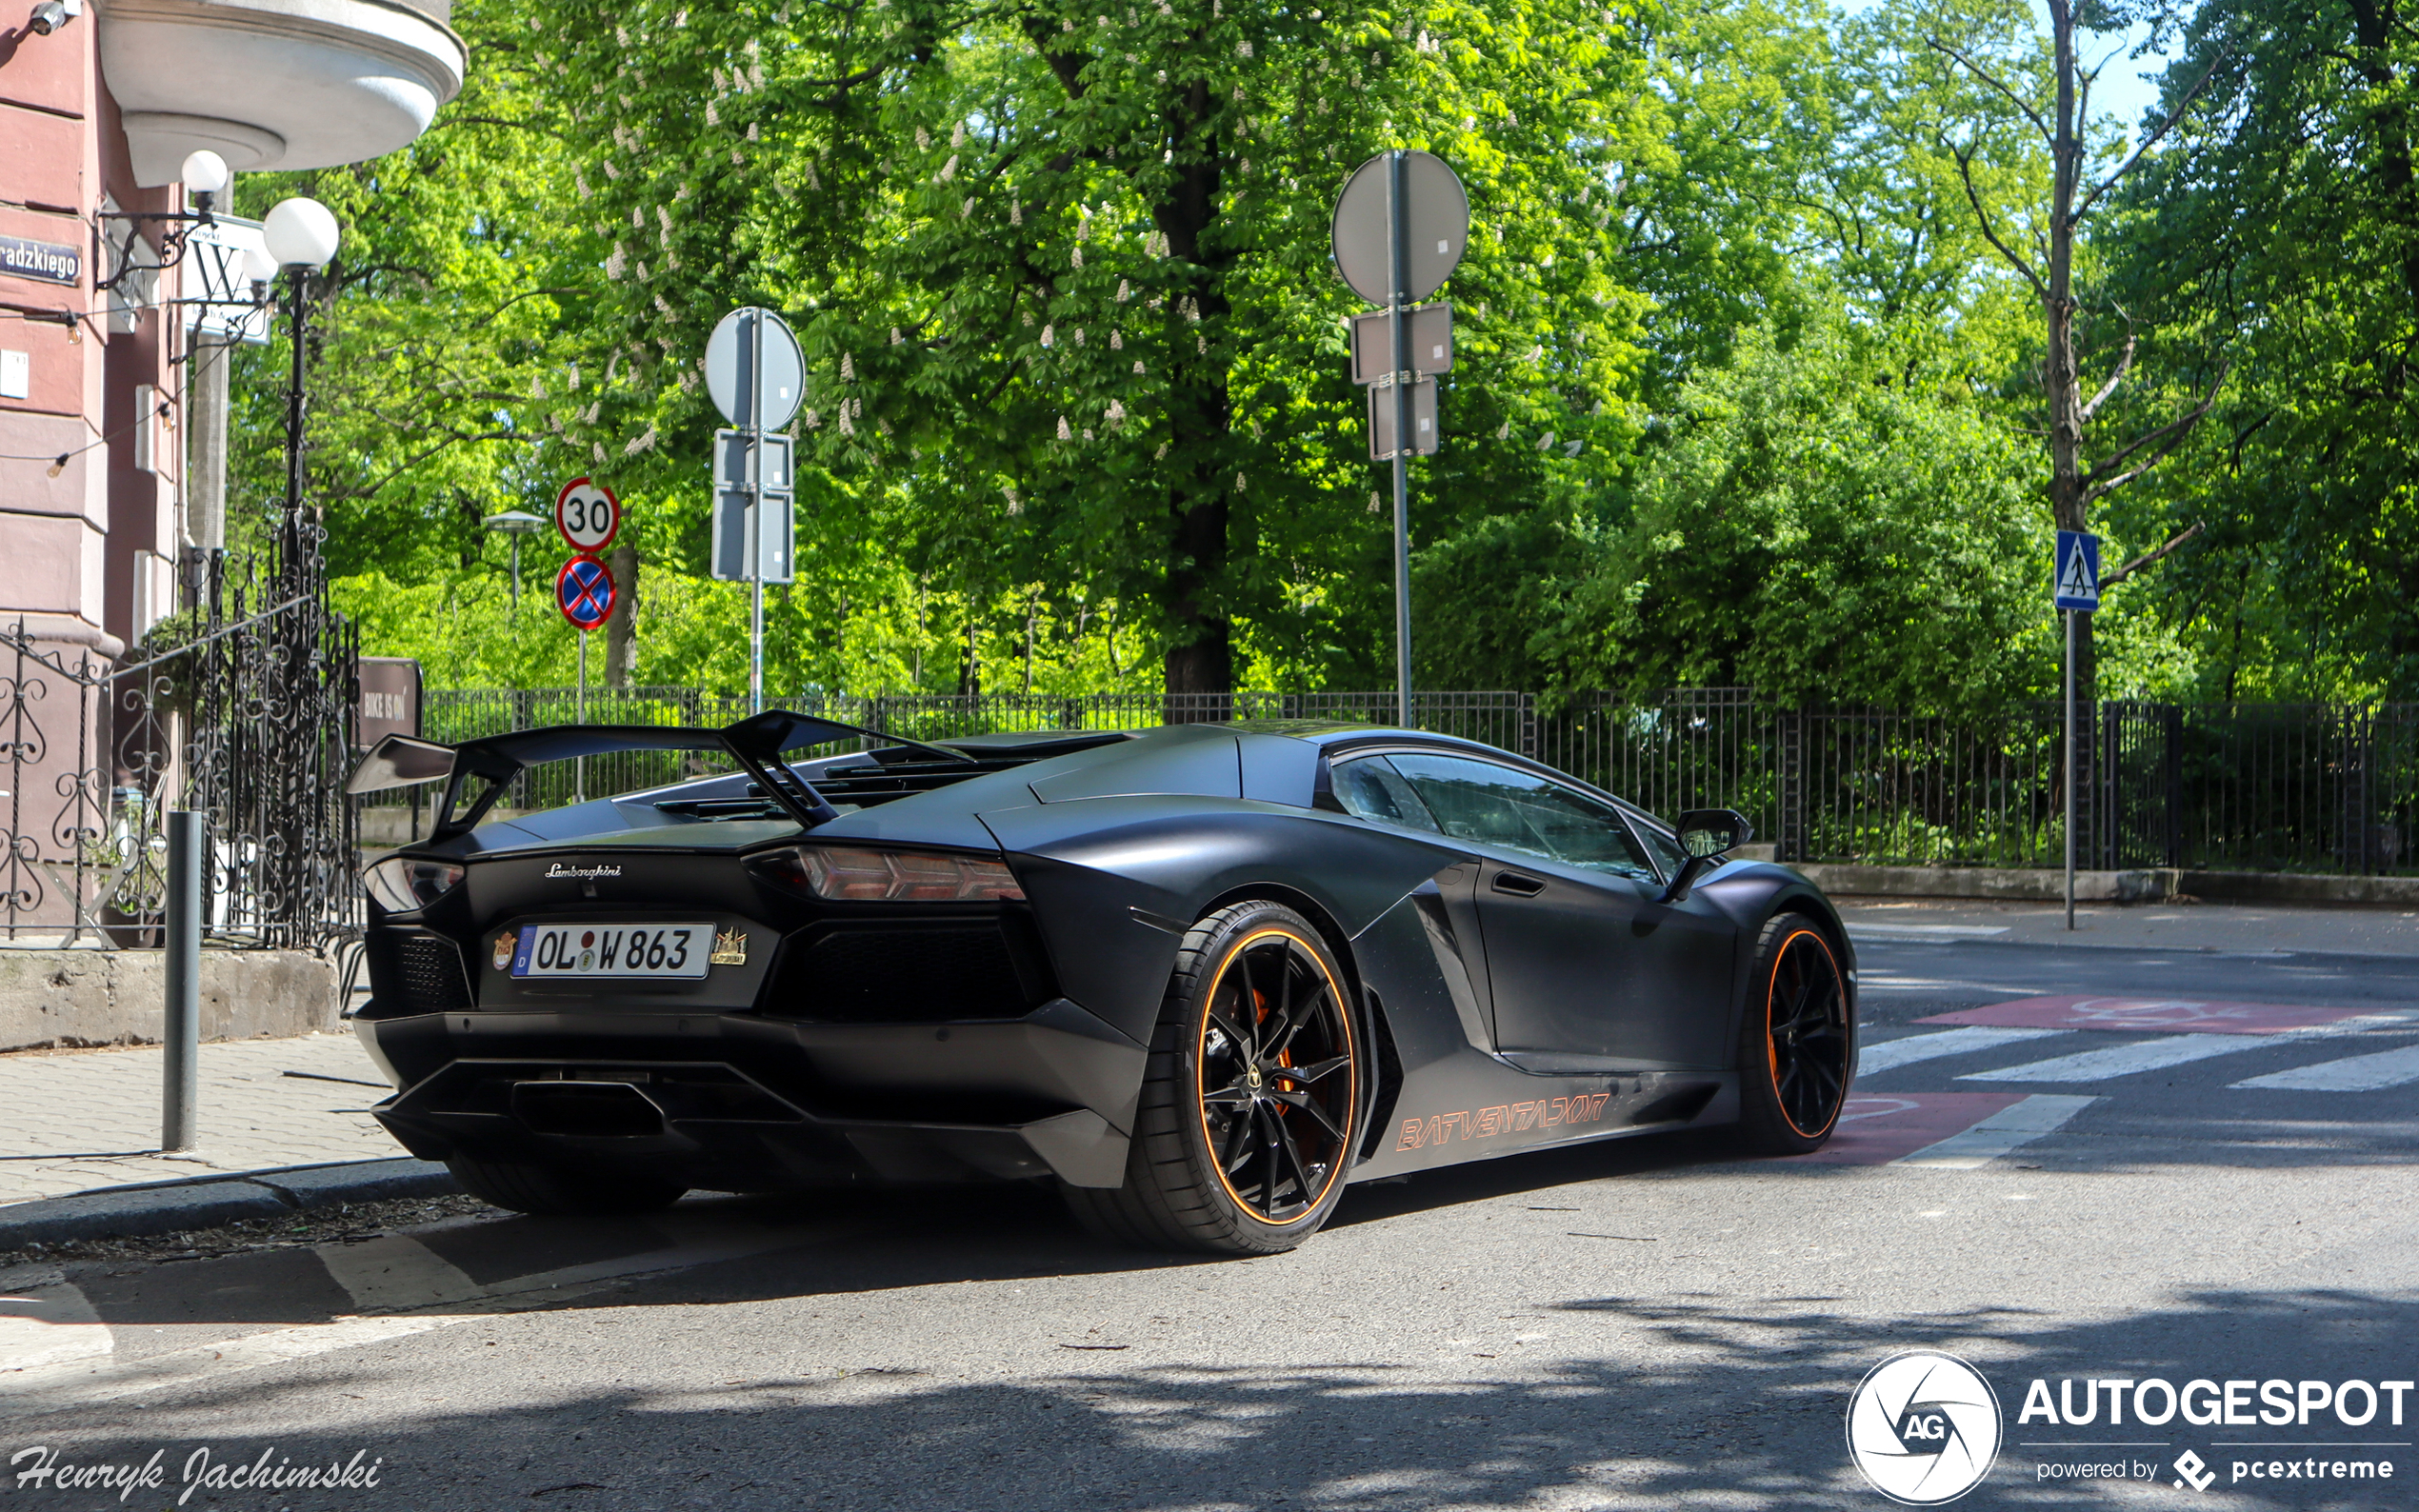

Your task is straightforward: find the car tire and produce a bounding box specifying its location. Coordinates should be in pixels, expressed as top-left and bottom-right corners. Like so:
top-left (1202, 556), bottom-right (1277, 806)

top-left (445, 1154), bottom-right (688, 1217)
top-left (1065, 900), bottom-right (1363, 1255)
top-left (1733, 912), bottom-right (1853, 1155)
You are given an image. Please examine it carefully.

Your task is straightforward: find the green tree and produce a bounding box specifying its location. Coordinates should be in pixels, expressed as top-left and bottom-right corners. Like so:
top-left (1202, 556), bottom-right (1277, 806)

top-left (1549, 320), bottom-right (2047, 711)
top-left (2109, 0), bottom-right (2419, 699)
top-left (529, 0), bottom-right (1656, 694)
top-left (225, 0), bottom-right (594, 579)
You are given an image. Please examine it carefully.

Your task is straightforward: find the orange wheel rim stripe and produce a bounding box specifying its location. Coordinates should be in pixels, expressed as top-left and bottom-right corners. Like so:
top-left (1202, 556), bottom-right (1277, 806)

top-left (1766, 927), bottom-right (1845, 1140)
top-left (1197, 926), bottom-right (1356, 1226)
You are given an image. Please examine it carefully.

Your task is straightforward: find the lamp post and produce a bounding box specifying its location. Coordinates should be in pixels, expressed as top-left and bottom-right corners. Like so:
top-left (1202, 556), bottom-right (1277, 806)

top-left (261, 196), bottom-right (340, 529)
top-left (483, 510), bottom-right (547, 608)
top-left (255, 196), bottom-right (339, 963)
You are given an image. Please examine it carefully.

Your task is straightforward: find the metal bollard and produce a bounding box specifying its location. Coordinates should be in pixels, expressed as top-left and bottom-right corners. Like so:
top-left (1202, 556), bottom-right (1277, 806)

top-left (163, 809), bottom-right (203, 1152)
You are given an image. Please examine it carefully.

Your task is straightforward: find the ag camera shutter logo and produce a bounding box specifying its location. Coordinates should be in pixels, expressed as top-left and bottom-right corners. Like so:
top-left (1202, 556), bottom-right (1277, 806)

top-left (1846, 1351), bottom-right (2004, 1504)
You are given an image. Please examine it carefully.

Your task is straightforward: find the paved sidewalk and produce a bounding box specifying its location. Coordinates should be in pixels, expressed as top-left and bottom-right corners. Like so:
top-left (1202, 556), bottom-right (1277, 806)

top-left (1835, 895), bottom-right (2419, 956)
top-left (0, 1033), bottom-right (398, 1208)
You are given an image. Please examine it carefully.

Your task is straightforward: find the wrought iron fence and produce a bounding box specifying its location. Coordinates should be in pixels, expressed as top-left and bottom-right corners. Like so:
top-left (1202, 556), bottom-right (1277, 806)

top-left (372, 686), bottom-right (2419, 877)
top-left (1, 531), bottom-right (359, 947)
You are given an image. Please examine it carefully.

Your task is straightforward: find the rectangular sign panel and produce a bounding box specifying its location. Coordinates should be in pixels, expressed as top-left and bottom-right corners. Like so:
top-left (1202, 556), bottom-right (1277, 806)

top-left (181, 217), bottom-right (272, 344)
top-left (712, 428), bottom-right (793, 492)
top-left (355, 658), bottom-right (422, 748)
top-left (1367, 376), bottom-right (1439, 460)
top-left (710, 489), bottom-right (794, 584)
top-left (1349, 303), bottom-right (1453, 386)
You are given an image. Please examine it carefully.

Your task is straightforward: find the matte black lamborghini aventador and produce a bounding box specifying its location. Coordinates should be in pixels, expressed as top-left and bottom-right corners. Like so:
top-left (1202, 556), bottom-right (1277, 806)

top-left (348, 713), bottom-right (1856, 1254)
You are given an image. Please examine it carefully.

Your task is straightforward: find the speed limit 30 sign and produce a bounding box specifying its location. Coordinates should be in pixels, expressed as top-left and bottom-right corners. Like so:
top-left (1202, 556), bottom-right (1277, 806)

top-left (555, 477), bottom-right (621, 554)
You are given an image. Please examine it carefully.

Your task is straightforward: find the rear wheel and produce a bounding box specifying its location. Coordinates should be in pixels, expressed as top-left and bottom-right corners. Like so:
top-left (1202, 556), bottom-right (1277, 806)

top-left (1065, 901), bottom-right (1361, 1254)
top-left (1734, 914), bottom-right (1851, 1154)
top-left (445, 1154), bottom-right (687, 1216)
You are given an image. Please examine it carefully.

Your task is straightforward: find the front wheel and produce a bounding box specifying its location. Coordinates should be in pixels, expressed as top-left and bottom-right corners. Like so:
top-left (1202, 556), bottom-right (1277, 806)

top-left (1733, 914), bottom-right (1851, 1154)
top-left (1064, 900), bottom-right (1362, 1255)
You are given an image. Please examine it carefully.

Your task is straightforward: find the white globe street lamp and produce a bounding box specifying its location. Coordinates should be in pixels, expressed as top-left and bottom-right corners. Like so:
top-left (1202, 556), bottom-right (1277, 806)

top-left (262, 196), bottom-right (341, 269)
top-left (263, 195), bottom-right (341, 530)
top-left (179, 149), bottom-right (229, 218)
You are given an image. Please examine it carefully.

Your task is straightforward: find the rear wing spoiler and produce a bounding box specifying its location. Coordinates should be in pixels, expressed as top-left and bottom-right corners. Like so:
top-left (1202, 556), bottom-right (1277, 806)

top-left (346, 709), bottom-right (964, 842)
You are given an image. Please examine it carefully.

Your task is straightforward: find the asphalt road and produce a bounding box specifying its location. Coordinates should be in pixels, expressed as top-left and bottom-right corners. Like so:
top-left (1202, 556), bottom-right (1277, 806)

top-left (2, 927), bottom-right (2413, 1511)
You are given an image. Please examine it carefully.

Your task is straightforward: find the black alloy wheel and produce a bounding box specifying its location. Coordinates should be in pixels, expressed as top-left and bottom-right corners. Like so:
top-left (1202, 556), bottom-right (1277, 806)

top-left (1063, 900), bottom-right (1362, 1254)
top-left (1195, 927), bottom-right (1358, 1224)
top-left (1736, 915), bottom-right (1851, 1153)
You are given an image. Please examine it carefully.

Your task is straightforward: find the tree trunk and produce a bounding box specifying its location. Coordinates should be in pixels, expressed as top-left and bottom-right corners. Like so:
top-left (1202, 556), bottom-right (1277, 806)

top-left (2044, 0), bottom-right (2096, 697)
top-left (1153, 81), bottom-right (1236, 706)
top-left (1162, 491), bottom-right (1231, 706)
top-left (603, 541), bottom-right (638, 688)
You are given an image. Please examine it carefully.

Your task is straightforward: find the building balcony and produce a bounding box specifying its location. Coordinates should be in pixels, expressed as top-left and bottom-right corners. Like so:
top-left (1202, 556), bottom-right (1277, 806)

top-left (97, 0), bottom-right (466, 187)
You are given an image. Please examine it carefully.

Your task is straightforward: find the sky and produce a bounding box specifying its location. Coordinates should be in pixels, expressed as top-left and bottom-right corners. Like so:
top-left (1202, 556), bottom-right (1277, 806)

top-left (1836, 1), bottom-right (2181, 139)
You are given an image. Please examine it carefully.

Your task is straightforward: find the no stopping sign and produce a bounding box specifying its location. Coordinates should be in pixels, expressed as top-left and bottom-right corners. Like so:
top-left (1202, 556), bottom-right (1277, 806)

top-left (556, 556), bottom-right (615, 631)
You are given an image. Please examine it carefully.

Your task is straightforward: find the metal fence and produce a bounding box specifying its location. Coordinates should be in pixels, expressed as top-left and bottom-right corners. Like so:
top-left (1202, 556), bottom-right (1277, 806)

top-left (2, 534), bottom-right (360, 947)
top-left (374, 686), bottom-right (2419, 876)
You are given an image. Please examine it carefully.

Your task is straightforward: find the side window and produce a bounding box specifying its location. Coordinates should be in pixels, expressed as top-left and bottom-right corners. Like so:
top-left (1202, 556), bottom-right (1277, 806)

top-left (1386, 752), bottom-right (1658, 882)
top-left (1329, 756), bottom-right (1442, 833)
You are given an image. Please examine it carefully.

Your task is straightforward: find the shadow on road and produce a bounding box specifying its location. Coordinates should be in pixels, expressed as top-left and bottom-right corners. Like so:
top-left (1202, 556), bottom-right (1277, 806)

top-left (24, 1264), bottom-right (2407, 1511)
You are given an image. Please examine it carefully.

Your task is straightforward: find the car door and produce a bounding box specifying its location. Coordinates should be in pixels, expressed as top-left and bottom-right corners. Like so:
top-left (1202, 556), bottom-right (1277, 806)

top-left (1376, 751), bottom-right (1737, 1068)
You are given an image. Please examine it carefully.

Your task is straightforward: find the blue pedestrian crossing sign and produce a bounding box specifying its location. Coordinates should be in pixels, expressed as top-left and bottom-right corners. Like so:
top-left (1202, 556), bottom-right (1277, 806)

top-left (2054, 530), bottom-right (2100, 613)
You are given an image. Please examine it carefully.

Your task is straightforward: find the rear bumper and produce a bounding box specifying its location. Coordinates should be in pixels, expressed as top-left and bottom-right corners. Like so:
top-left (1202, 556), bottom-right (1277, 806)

top-left (352, 997), bottom-right (1148, 1190)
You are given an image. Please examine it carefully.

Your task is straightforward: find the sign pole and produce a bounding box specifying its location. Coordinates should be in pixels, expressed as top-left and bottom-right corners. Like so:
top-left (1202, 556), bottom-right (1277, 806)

top-left (2064, 607), bottom-right (2076, 931)
top-left (749, 308), bottom-right (766, 715)
top-left (1388, 149), bottom-right (1412, 729)
top-left (576, 627), bottom-right (589, 804)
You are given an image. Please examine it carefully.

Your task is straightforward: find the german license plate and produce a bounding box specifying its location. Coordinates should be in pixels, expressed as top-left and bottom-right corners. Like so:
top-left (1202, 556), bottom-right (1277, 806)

top-left (510, 923), bottom-right (715, 980)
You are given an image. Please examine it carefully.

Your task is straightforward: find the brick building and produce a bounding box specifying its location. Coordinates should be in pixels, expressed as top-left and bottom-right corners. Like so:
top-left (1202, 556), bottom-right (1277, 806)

top-left (0, 0), bottom-right (462, 933)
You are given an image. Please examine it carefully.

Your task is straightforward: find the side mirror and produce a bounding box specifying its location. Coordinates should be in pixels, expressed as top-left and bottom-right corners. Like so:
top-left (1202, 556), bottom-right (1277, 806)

top-left (1660, 807), bottom-right (1753, 904)
top-left (347, 734), bottom-right (455, 795)
top-left (1677, 808), bottom-right (1752, 859)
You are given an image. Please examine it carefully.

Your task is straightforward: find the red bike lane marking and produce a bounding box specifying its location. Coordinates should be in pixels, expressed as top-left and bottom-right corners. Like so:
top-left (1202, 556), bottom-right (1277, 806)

top-left (1789, 1093), bottom-right (2029, 1164)
top-left (1916, 995), bottom-right (2385, 1037)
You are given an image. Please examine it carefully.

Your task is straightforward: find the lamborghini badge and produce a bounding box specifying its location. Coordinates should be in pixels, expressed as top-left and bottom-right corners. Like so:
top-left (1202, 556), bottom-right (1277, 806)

top-left (710, 929), bottom-right (748, 966)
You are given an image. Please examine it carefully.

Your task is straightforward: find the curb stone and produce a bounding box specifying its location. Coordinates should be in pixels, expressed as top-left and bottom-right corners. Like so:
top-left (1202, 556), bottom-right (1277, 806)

top-left (0, 1158), bottom-right (462, 1249)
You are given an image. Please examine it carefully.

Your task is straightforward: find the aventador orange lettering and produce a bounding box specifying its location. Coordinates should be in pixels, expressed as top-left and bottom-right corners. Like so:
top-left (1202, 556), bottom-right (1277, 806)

top-left (1395, 1093), bottom-right (1611, 1150)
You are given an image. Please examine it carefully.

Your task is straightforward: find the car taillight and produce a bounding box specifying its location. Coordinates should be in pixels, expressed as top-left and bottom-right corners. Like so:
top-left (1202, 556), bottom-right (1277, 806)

top-left (747, 846), bottom-right (1025, 902)
top-left (362, 856), bottom-right (466, 913)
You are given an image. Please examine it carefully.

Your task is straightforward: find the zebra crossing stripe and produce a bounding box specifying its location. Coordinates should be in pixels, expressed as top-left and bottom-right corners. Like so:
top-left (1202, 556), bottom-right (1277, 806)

top-left (2230, 1044), bottom-right (2419, 1092)
top-left (1957, 1033), bottom-right (2266, 1084)
top-left (0, 1283), bottom-right (109, 1374)
top-left (1891, 1094), bottom-right (2098, 1168)
top-left (315, 1235), bottom-right (484, 1313)
top-left (1858, 1026), bottom-right (2070, 1076)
